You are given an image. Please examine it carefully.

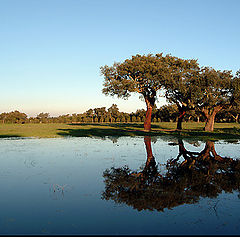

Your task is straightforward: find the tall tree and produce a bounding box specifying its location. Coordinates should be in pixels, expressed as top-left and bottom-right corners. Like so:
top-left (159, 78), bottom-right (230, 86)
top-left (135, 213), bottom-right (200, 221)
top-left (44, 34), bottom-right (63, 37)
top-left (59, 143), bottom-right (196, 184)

top-left (164, 58), bottom-right (200, 129)
top-left (101, 54), bottom-right (172, 131)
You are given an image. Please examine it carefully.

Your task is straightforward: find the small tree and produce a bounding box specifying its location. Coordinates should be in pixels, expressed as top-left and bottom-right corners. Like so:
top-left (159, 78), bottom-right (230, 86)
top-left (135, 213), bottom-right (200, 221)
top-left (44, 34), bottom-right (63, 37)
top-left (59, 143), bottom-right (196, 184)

top-left (157, 104), bottom-right (178, 122)
top-left (107, 104), bottom-right (119, 123)
top-left (94, 107), bottom-right (107, 123)
top-left (37, 112), bottom-right (50, 123)
top-left (85, 109), bottom-right (95, 123)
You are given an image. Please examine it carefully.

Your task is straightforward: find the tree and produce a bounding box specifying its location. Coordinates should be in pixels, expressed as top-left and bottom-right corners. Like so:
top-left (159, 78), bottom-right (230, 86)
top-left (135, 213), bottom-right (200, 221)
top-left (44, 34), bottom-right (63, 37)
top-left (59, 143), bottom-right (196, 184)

top-left (85, 109), bottom-right (95, 123)
top-left (37, 112), bottom-right (50, 123)
top-left (107, 104), bottom-right (119, 123)
top-left (157, 104), bottom-right (178, 122)
top-left (101, 54), bottom-right (173, 131)
top-left (164, 58), bottom-right (200, 129)
top-left (196, 68), bottom-right (240, 131)
top-left (135, 109), bottom-right (146, 122)
top-left (228, 105), bottom-right (240, 123)
top-left (1, 111), bottom-right (28, 123)
top-left (0, 112), bottom-right (8, 123)
top-left (94, 107), bottom-right (107, 123)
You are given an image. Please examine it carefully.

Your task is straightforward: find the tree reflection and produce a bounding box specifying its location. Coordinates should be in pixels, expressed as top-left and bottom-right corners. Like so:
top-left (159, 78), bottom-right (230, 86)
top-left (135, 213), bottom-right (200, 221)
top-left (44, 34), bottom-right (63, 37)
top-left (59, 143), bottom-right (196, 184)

top-left (102, 137), bottom-right (240, 212)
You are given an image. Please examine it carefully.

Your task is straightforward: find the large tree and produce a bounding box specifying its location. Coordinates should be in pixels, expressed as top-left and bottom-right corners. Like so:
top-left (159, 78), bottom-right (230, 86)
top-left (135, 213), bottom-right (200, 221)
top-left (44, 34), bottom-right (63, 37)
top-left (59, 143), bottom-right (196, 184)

top-left (164, 58), bottom-right (200, 129)
top-left (100, 54), bottom-right (173, 131)
top-left (196, 68), bottom-right (240, 131)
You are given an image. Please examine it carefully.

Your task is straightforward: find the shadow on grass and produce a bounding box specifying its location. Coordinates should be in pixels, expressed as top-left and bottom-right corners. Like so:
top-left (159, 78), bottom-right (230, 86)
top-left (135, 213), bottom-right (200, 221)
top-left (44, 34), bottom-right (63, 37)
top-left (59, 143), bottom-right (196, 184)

top-left (57, 126), bottom-right (240, 141)
top-left (0, 134), bottom-right (22, 138)
top-left (177, 129), bottom-right (240, 141)
top-left (57, 127), bottom-right (160, 138)
top-left (69, 122), bottom-right (171, 130)
top-left (214, 127), bottom-right (240, 135)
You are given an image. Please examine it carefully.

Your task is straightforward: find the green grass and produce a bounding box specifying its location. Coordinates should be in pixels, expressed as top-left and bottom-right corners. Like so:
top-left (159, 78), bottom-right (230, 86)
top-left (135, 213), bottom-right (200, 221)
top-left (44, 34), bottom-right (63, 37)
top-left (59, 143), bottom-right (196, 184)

top-left (0, 122), bottom-right (239, 140)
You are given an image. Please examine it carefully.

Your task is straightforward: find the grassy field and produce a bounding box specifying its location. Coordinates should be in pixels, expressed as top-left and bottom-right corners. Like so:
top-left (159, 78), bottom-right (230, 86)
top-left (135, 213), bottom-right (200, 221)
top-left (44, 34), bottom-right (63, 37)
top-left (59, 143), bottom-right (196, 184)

top-left (0, 122), bottom-right (240, 140)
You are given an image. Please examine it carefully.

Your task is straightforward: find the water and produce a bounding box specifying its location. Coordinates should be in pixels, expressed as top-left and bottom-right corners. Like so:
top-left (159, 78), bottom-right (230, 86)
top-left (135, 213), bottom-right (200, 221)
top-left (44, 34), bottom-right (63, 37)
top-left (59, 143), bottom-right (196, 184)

top-left (0, 136), bottom-right (240, 236)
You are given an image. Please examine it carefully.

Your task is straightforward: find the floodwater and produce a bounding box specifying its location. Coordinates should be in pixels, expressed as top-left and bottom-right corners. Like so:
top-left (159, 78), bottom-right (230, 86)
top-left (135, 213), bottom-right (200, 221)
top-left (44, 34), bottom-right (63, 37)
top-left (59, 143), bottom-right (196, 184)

top-left (0, 136), bottom-right (240, 236)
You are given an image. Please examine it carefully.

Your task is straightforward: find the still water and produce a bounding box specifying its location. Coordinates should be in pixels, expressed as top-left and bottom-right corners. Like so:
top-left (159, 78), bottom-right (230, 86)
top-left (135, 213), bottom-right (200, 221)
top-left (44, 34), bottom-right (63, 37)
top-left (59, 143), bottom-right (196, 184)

top-left (0, 136), bottom-right (240, 236)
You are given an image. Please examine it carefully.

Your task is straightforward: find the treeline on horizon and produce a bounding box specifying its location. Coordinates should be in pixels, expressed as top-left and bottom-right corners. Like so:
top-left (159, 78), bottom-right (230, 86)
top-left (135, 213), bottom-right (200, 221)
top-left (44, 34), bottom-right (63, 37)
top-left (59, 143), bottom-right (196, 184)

top-left (0, 103), bottom-right (239, 124)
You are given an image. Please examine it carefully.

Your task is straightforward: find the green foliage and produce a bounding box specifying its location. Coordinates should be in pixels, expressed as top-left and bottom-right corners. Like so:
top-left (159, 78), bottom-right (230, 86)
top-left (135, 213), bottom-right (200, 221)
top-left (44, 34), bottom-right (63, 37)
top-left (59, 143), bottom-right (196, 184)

top-left (197, 67), bottom-right (235, 112)
top-left (156, 104), bottom-right (178, 122)
top-left (164, 58), bottom-right (200, 109)
top-left (108, 104), bottom-right (120, 122)
top-left (101, 54), bottom-right (171, 102)
top-left (0, 111), bottom-right (27, 124)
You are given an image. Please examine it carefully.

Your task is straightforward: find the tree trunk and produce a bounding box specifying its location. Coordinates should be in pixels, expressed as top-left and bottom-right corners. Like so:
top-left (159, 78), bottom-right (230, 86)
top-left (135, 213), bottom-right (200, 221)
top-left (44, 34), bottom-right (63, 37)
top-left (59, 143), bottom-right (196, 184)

top-left (177, 110), bottom-right (186, 130)
top-left (144, 98), bottom-right (153, 131)
top-left (203, 106), bottom-right (222, 132)
top-left (204, 114), bottom-right (216, 131)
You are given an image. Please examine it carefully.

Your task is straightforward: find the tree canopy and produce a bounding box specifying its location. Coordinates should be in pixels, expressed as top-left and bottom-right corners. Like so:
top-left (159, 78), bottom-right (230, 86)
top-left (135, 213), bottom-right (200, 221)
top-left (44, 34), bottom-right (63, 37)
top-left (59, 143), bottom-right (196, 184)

top-left (101, 53), bottom-right (199, 131)
top-left (196, 68), bottom-right (240, 131)
top-left (164, 57), bottom-right (200, 129)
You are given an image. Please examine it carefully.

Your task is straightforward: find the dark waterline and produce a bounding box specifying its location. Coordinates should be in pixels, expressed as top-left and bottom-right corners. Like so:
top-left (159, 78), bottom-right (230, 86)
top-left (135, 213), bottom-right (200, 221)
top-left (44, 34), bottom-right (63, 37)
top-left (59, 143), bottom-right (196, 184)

top-left (0, 136), bottom-right (240, 236)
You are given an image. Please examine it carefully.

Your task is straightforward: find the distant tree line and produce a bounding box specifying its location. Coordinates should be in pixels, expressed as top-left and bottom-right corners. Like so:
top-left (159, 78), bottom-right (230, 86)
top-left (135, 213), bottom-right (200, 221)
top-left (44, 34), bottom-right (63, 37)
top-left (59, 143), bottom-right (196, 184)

top-left (0, 103), bottom-right (239, 124)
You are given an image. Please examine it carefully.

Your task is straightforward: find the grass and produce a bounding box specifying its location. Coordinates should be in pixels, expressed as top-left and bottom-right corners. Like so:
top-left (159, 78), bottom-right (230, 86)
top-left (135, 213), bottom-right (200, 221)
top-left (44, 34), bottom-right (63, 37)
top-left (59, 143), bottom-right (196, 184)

top-left (0, 122), bottom-right (239, 140)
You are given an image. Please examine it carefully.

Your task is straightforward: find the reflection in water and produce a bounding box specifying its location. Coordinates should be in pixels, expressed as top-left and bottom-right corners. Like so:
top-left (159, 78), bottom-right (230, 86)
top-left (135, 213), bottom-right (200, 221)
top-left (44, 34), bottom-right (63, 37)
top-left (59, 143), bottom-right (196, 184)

top-left (102, 137), bottom-right (240, 212)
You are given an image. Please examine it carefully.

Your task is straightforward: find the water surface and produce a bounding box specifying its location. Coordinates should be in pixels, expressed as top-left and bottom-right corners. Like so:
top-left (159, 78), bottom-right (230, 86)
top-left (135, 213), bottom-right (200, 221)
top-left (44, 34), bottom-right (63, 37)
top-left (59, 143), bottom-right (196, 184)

top-left (0, 136), bottom-right (240, 236)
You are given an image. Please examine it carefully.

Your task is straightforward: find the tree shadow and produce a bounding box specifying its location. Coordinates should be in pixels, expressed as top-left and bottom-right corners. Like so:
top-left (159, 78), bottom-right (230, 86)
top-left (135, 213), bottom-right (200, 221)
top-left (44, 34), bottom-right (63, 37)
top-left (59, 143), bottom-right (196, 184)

top-left (214, 127), bottom-right (240, 135)
top-left (177, 129), bottom-right (240, 140)
top-left (0, 134), bottom-right (22, 138)
top-left (57, 125), bottom-right (240, 141)
top-left (69, 122), bottom-right (165, 129)
top-left (57, 127), bottom-right (161, 138)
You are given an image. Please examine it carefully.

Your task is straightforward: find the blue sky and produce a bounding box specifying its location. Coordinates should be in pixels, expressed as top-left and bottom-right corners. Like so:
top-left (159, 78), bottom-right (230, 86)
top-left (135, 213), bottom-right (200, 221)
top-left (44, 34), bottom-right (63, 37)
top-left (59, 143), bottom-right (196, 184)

top-left (0, 0), bottom-right (239, 116)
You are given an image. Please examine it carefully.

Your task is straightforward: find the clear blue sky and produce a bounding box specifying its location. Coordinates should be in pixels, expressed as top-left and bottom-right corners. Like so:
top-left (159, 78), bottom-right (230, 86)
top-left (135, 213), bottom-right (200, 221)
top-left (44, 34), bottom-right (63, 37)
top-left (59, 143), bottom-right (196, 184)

top-left (0, 0), bottom-right (239, 116)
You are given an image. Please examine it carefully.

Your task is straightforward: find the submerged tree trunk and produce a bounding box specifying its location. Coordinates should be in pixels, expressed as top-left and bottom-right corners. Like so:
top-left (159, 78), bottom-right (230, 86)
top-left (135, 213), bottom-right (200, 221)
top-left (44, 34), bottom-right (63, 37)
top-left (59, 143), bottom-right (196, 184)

top-left (144, 98), bottom-right (154, 131)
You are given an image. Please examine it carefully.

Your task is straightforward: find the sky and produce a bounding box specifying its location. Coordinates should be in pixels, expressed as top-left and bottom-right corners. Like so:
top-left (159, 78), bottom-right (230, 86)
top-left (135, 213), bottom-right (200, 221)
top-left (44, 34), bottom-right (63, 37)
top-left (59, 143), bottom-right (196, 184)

top-left (0, 0), bottom-right (240, 117)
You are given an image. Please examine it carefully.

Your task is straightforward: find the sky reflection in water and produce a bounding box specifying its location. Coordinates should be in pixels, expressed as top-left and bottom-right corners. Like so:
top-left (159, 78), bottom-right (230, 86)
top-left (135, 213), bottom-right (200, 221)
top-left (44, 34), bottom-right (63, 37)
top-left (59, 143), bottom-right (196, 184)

top-left (0, 136), bottom-right (240, 236)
